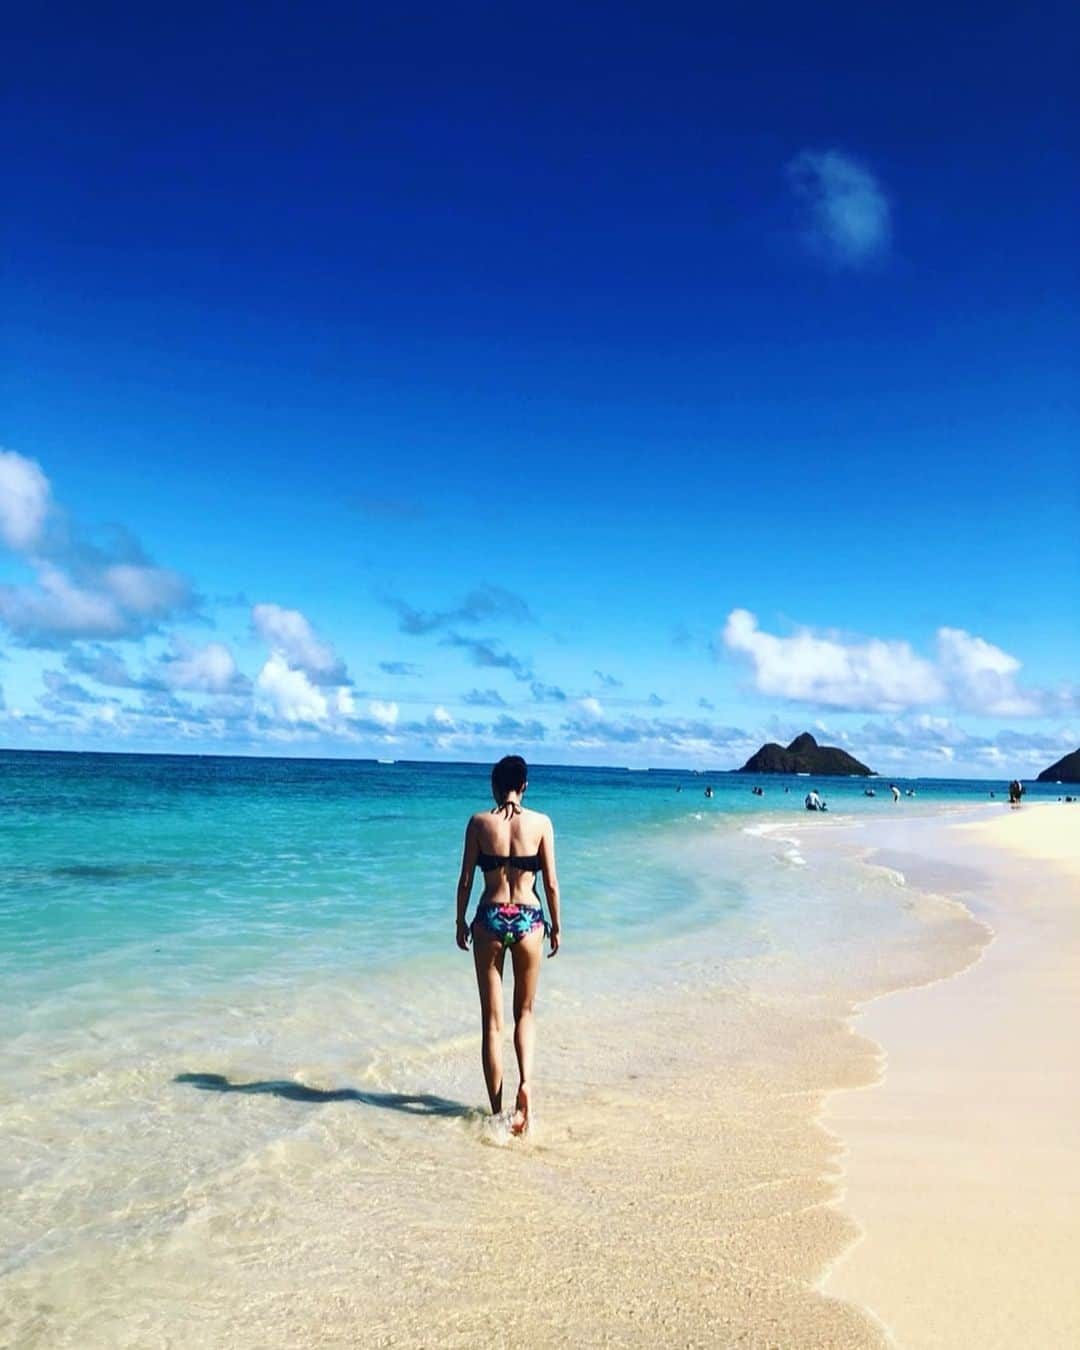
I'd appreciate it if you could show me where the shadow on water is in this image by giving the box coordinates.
[174,1071,474,1117]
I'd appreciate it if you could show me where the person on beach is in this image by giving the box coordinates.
[455,755,561,1134]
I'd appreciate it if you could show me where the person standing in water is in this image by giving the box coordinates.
[456,756,561,1134]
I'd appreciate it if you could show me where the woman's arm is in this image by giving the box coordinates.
[455,818,479,950]
[539,816,561,956]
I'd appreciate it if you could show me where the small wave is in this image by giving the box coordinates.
[478,1111,513,1147]
[866,863,906,887]
[476,1110,535,1148]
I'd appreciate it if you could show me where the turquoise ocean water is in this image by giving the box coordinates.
[0,748,1061,1343]
[0,750,1060,1030]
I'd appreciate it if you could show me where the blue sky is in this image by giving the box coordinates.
[2,2,1077,774]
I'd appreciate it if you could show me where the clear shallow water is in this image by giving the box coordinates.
[0,750,1059,1039]
[0,749,1053,998]
[0,750,1050,1343]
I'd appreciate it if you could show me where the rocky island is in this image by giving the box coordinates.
[738,731,874,777]
[1036,747,1080,782]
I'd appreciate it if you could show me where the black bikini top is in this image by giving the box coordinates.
[477,800,541,873]
[477,851,541,874]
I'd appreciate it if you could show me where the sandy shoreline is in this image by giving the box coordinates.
[4,813,987,1350]
[5,804,1075,1348]
[824,803,1080,1348]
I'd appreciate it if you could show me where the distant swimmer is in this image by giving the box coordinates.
[805,790,826,812]
[906,788,916,797]
[751,786,764,797]
[704,786,714,799]
[675,785,682,793]
[1008,779,1024,807]
[864,788,876,797]
[890,784,901,802]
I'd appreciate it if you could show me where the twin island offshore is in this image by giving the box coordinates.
[737,732,1080,782]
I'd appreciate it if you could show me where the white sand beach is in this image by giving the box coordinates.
[825,804,1080,1348]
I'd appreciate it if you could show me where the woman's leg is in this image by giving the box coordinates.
[472,926,507,1113]
[508,925,544,1133]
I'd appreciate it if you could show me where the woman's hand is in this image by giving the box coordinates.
[456,918,471,951]
[548,925,560,958]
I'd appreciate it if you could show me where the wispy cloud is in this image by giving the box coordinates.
[388,586,533,636]
[379,660,421,677]
[530,681,567,703]
[65,643,154,690]
[856,716,1077,774]
[462,688,508,707]
[41,670,102,705]
[492,714,546,742]
[786,149,891,267]
[559,706,753,758]
[441,633,532,681]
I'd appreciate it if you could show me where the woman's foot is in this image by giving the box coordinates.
[510,1082,531,1135]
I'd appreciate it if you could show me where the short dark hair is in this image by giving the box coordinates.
[491,755,528,801]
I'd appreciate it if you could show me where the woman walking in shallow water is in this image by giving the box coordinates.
[456,756,561,1134]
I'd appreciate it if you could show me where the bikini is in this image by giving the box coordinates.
[473,849,550,946]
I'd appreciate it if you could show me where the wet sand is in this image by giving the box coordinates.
[2,819,991,1350]
[825,804,1080,1348]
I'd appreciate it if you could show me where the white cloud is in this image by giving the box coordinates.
[578,696,605,719]
[0,450,51,551]
[935,627,1040,716]
[103,564,189,618]
[251,603,346,683]
[0,560,193,644]
[255,653,329,724]
[162,638,244,694]
[2,564,124,638]
[334,685,356,717]
[368,699,399,727]
[786,149,891,267]
[0,452,194,646]
[723,609,942,711]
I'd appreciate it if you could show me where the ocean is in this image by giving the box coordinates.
[0,750,1049,1346]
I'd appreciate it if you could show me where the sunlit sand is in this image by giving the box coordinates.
[825,803,1080,1349]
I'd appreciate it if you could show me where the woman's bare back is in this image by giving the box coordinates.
[471,804,550,904]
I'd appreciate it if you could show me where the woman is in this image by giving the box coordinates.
[455,755,560,1134]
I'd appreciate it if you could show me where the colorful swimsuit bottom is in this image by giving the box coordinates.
[473,848,549,945]
[473,901,550,946]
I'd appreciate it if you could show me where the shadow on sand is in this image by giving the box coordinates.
[174,1071,474,1118]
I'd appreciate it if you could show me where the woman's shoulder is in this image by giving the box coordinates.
[522,806,552,829]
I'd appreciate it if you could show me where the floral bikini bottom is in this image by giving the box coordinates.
[473,901,550,947]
